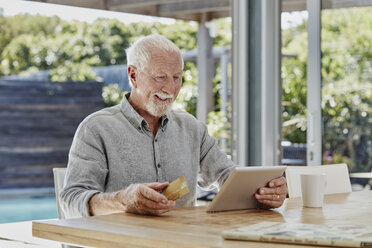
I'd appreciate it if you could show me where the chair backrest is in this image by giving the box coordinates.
[285,163,352,198]
[53,168,78,248]
[53,168,67,220]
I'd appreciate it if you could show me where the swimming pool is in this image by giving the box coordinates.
[0,196,58,223]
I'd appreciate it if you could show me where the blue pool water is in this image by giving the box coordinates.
[0,196,58,223]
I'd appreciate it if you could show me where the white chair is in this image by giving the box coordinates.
[285,163,352,198]
[350,171,372,190]
[53,168,79,248]
[53,168,67,220]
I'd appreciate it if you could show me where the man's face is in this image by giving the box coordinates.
[133,50,183,117]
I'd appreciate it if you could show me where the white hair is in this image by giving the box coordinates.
[126,34,184,86]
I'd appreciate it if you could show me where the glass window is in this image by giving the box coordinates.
[281,11,308,166]
[281,4,372,177]
[321,6,372,175]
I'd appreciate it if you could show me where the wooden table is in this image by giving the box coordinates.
[350,172,372,179]
[32,191,372,248]
[0,220,61,248]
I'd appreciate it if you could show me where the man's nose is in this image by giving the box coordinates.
[161,77,176,93]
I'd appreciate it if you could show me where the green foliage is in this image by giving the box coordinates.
[281,56,307,143]
[281,24,308,143]
[207,111,231,153]
[174,62,198,116]
[321,8,372,172]
[49,62,97,82]
[322,79,372,171]
[321,8,372,83]
[213,19,232,47]
[102,84,126,107]
[1,34,34,75]
[0,13,62,57]
[0,16,132,77]
[282,7,372,171]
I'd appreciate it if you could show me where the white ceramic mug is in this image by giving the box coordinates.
[300,173,327,208]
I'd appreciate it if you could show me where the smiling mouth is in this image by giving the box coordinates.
[155,95,171,102]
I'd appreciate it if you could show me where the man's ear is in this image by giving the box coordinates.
[128,65,138,88]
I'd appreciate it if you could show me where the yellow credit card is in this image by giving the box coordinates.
[162,176,189,201]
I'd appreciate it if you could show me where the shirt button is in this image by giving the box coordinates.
[154,139,158,142]
[157,163,161,168]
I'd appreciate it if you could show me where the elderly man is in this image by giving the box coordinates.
[61,34,287,217]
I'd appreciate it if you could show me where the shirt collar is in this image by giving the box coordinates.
[120,93,169,131]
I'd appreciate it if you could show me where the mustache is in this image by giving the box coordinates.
[153,92,174,100]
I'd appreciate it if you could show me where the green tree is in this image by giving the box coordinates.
[0,13,61,60]
[282,7,372,171]
[50,62,96,82]
[281,23,307,143]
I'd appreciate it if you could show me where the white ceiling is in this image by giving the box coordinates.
[27,0,372,22]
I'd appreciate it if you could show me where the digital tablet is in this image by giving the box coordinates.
[206,166,287,212]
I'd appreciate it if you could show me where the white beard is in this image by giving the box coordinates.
[145,92,174,117]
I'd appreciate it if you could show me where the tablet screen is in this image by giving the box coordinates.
[206,166,286,212]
